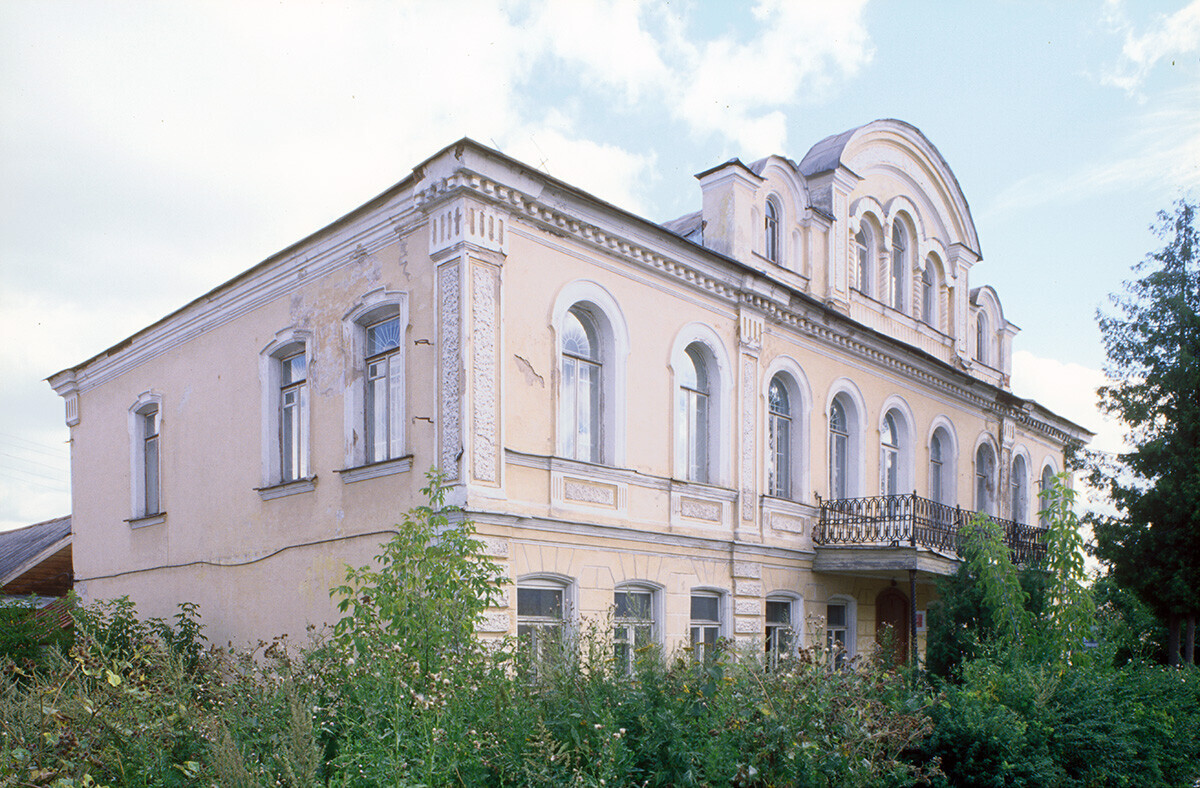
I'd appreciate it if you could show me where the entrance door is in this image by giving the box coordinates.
[875,588,909,667]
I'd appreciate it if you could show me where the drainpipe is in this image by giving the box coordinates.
[909,568,918,672]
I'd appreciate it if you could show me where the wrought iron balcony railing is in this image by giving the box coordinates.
[814,493,1046,566]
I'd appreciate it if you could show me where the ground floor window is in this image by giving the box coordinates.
[517,585,564,673]
[613,588,654,672]
[690,592,722,661]
[765,598,794,668]
[827,602,849,668]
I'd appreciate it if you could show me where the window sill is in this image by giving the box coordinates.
[125,513,166,529]
[255,476,317,501]
[336,455,413,484]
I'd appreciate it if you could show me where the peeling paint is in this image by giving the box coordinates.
[513,354,545,388]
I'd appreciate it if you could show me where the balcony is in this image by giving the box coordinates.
[812,493,1046,576]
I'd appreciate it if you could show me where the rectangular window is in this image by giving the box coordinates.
[827,603,848,669]
[765,599,792,668]
[365,316,402,463]
[142,408,160,516]
[280,351,309,481]
[690,593,721,662]
[518,586,564,675]
[613,589,654,673]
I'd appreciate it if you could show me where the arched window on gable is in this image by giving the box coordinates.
[975,442,997,515]
[890,223,908,312]
[855,226,874,297]
[678,344,711,483]
[976,312,990,365]
[921,265,935,328]
[1011,454,1029,524]
[767,375,792,498]
[765,197,781,264]
[561,307,602,463]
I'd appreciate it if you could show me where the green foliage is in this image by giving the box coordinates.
[1091,198,1200,632]
[0,599,71,668]
[958,513,1033,654]
[330,469,506,674]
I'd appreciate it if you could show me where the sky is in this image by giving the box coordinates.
[1,0,1197,531]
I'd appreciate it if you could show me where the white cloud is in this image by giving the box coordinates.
[1010,350,1126,455]
[1102,0,1200,96]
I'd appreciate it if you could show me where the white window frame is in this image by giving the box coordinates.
[889,222,909,313]
[927,419,959,507]
[517,575,575,674]
[343,290,409,470]
[878,399,916,497]
[128,392,164,521]
[260,329,313,490]
[921,260,937,328]
[762,358,812,503]
[824,595,857,668]
[689,588,727,662]
[855,225,875,297]
[974,438,998,516]
[1010,451,1030,524]
[552,281,630,467]
[827,382,866,500]
[1038,461,1059,527]
[975,311,991,366]
[764,195,781,264]
[765,592,802,668]
[670,325,731,485]
[613,582,661,673]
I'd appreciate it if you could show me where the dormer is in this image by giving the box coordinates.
[970,285,1019,387]
[695,158,763,263]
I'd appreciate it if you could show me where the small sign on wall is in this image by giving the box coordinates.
[915,610,927,633]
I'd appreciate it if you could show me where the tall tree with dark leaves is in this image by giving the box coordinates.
[1092,199,1200,665]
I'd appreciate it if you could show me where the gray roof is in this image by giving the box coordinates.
[797,125,863,176]
[660,209,703,240]
[0,515,71,584]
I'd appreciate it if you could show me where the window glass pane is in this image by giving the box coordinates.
[768,377,789,415]
[144,434,159,514]
[561,357,577,457]
[615,590,652,620]
[690,391,709,482]
[367,317,401,356]
[562,309,595,359]
[367,361,389,463]
[518,587,563,619]
[827,603,846,628]
[683,345,708,391]
[690,594,719,623]
[282,352,306,385]
[766,600,790,624]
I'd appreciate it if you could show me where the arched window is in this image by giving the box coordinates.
[930,428,958,505]
[613,584,658,673]
[1039,464,1057,526]
[690,590,725,662]
[678,344,710,483]
[830,399,850,499]
[561,307,602,463]
[344,290,409,471]
[1011,454,1029,524]
[855,226,874,297]
[764,197,780,263]
[767,375,791,498]
[976,312,990,365]
[890,223,907,312]
[975,443,997,515]
[921,265,935,327]
[880,412,901,496]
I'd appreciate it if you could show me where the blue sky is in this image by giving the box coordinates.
[1,0,1197,530]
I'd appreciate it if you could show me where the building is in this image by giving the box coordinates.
[48,120,1090,661]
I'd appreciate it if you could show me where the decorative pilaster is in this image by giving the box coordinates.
[738,310,764,539]
[438,262,463,481]
[471,262,501,486]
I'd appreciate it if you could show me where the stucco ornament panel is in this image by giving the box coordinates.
[472,264,499,483]
[439,263,462,479]
[680,497,722,522]
[563,479,617,507]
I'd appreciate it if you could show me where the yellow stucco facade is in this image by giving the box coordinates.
[50,120,1090,663]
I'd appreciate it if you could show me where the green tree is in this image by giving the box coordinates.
[1091,198,1200,665]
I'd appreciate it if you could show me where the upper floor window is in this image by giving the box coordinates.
[830,398,850,500]
[890,224,908,312]
[561,307,602,463]
[855,226,874,297]
[129,394,163,520]
[764,197,780,263]
[975,442,997,515]
[880,412,901,496]
[613,586,656,673]
[279,350,309,482]
[921,265,935,327]
[1011,454,1029,524]
[365,315,403,463]
[929,427,957,506]
[678,344,710,483]
[1039,464,1057,526]
[975,312,990,365]
[767,375,791,498]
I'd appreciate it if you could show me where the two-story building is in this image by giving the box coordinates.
[49,119,1090,662]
